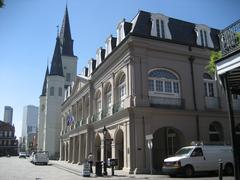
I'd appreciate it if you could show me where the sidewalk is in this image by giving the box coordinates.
[50,160,166,179]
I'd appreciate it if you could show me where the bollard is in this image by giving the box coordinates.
[218,159,223,180]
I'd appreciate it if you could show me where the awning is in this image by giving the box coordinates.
[216,50,240,94]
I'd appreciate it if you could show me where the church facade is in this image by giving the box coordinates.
[37,7,77,159]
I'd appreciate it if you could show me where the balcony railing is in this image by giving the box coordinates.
[205,96,220,109]
[149,96,185,108]
[219,19,240,56]
[233,99,240,111]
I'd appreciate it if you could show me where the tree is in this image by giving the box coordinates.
[206,51,222,75]
[0,0,4,8]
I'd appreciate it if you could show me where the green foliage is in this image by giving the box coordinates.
[206,51,222,75]
[0,0,4,8]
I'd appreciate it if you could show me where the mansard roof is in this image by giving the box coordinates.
[41,66,49,96]
[60,6,74,56]
[50,36,64,76]
[131,10,220,50]
[83,10,221,77]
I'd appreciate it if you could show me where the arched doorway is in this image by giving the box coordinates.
[95,134,101,162]
[105,132,112,159]
[115,129,124,169]
[152,127,185,171]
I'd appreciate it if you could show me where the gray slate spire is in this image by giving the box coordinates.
[50,36,64,76]
[41,66,49,96]
[60,5,74,56]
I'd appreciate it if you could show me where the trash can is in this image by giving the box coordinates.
[95,161,102,176]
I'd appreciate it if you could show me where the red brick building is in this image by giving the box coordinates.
[0,121,18,156]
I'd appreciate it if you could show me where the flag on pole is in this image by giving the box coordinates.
[67,115,75,126]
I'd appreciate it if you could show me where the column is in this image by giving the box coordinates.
[78,134,82,164]
[123,123,128,168]
[59,139,63,160]
[68,138,72,163]
[72,136,76,163]
[85,132,89,159]
[64,142,67,161]
[111,142,116,159]
[101,140,104,161]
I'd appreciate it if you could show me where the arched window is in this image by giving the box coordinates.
[50,87,54,96]
[117,73,126,101]
[148,69,180,97]
[203,73,215,97]
[104,83,112,116]
[209,121,223,142]
[95,91,102,113]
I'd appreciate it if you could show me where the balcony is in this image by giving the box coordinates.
[149,96,185,108]
[219,19,240,57]
[205,96,220,109]
[233,99,240,111]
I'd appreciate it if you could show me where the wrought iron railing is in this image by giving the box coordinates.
[112,100,124,113]
[219,19,240,56]
[149,96,185,108]
[204,96,220,109]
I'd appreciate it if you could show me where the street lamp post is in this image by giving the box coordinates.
[102,126,108,176]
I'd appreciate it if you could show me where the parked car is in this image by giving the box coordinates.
[162,143,234,177]
[31,151,49,165]
[19,152,27,158]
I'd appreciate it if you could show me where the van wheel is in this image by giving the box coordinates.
[224,163,233,176]
[184,165,194,177]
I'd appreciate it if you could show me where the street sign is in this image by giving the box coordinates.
[82,162,91,177]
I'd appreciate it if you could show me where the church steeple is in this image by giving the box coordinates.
[60,5,74,56]
[50,36,64,76]
[41,66,49,96]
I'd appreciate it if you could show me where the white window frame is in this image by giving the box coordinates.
[150,13,172,39]
[148,69,180,98]
[195,24,214,48]
[203,74,216,97]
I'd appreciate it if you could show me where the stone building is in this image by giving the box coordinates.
[59,10,240,173]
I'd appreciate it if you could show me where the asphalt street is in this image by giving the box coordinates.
[0,156,235,180]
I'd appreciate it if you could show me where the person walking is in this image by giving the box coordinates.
[88,152,93,173]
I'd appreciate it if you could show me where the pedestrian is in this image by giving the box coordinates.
[88,152,93,173]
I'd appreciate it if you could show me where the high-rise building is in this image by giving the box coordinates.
[3,106,13,125]
[22,105,38,152]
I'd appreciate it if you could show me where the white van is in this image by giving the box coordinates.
[31,151,49,165]
[162,144,234,177]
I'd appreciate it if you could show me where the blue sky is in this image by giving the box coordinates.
[0,0,239,138]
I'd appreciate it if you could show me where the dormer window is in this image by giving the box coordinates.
[117,20,125,45]
[96,48,105,67]
[151,13,172,39]
[195,24,214,48]
[88,59,96,75]
[105,36,112,57]
[105,35,116,57]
